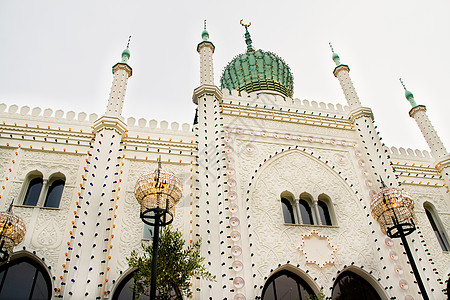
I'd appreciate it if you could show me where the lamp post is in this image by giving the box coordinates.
[370,180,429,300]
[0,201,26,262]
[134,160,182,299]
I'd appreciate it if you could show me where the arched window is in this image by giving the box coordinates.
[0,256,52,299]
[262,269,315,300]
[112,271,148,300]
[317,200,332,226]
[23,177,43,206]
[424,203,449,251]
[299,199,313,225]
[281,198,295,224]
[332,271,381,300]
[143,223,153,240]
[43,179,65,208]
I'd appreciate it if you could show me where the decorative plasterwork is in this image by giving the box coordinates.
[298,230,336,268]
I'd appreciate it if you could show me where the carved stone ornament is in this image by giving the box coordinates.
[298,230,336,268]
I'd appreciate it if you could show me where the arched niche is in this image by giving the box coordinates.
[331,266,387,300]
[261,264,318,300]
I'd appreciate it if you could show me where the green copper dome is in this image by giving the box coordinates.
[220,50,294,97]
[220,22,294,98]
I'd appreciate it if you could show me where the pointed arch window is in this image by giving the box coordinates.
[332,271,381,300]
[424,203,449,251]
[262,269,315,300]
[281,198,295,224]
[23,177,43,206]
[0,255,52,300]
[299,199,313,225]
[43,179,65,208]
[317,201,332,226]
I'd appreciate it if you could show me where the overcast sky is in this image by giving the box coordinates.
[1,0,449,153]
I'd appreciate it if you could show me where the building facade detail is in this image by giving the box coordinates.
[0,24,448,300]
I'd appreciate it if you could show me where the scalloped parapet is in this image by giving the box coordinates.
[220,88,350,118]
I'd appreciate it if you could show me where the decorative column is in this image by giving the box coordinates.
[400,80,450,189]
[193,23,227,298]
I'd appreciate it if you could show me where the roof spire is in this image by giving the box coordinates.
[121,36,131,64]
[329,42,341,66]
[399,78,417,107]
[202,20,209,41]
[240,19,254,52]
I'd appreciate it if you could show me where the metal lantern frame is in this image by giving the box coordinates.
[0,202,26,262]
[370,180,429,300]
[134,160,182,300]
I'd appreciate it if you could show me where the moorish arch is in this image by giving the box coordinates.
[331,266,387,300]
[248,149,377,296]
[261,264,319,300]
[0,250,53,300]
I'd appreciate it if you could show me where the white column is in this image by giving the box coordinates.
[197,41,215,85]
[106,64,132,117]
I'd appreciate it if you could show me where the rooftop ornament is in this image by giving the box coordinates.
[134,158,182,299]
[370,178,429,300]
[0,201,26,262]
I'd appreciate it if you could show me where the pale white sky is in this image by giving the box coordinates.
[0,0,449,152]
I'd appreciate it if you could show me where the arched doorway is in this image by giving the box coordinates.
[0,255,52,300]
[332,271,382,300]
[262,269,315,300]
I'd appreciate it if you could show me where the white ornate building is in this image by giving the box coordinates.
[0,23,449,300]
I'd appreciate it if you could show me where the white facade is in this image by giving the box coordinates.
[0,27,449,300]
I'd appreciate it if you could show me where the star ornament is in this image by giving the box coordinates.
[298,230,337,268]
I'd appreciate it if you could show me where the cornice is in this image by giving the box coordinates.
[93,115,127,135]
[192,84,223,105]
[112,62,132,77]
[333,64,350,77]
[408,104,426,118]
[348,107,374,123]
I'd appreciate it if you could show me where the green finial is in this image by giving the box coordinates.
[202,20,209,41]
[329,42,341,66]
[400,78,417,107]
[121,36,131,64]
[240,19,254,52]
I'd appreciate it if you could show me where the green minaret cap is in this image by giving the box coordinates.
[121,36,131,64]
[400,78,417,107]
[202,20,210,41]
[329,43,341,66]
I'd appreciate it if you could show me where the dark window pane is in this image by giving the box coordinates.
[262,270,314,300]
[32,271,50,300]
[143,224,153,240]
[23,178,43,206]
[299,200,313,225]
[43,179,65,208]
[281,198,295,224]
[275,275,300,300]
[112,273,147,300]
[425,209,450,251]
[0,257,51,300]
[332,272,381,300]
[318,201,332,226]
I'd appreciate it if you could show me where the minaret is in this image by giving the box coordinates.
[400,79,448,159]
[60,43,129,299]
[400,79,450,190]
[106,37,133,117]
[192,22,226,298]
[331,45,396,186]
[197,21,215,84]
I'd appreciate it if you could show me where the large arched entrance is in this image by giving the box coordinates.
[262,269,315,300]
[0,255,52,300]
[332,271,382,300]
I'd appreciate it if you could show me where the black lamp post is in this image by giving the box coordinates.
[370,180,429,300]
[134,161,182,299]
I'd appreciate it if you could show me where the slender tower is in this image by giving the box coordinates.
[331,46,396,186]
[106,37,133,117]
[400,80,450,189]
[192,22,227,298]
[60,42,130,299]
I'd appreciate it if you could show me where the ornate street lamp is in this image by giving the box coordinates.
[0,201,26,262]
[370,180,429,300]
[134,160,182,299]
